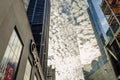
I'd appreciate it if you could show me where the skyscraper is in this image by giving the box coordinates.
[88,0,108,69]
[27,0,51,78]
[85,0,117,80]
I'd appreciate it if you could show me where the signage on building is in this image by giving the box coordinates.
[30,40,39,66]
[3,63,14,80]
[30,40,36,54]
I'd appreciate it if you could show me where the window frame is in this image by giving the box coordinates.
[0,27,24,80]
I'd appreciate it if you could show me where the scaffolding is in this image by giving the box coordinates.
[101,0,120,79]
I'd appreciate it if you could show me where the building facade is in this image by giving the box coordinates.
[0,0,45,80]
[84,0,117,80]
[87,0,107,66]
[27,0,51,79]
[101,0,120,79]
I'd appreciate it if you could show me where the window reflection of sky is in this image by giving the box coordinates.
[88,0,109,41]
[94,0,109,32]
[98,0,102,4]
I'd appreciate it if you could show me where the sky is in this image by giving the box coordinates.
[48,0,104,80]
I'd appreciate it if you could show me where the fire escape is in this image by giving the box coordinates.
[101,0,120,79]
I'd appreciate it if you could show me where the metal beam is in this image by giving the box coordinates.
[106,47,119,61]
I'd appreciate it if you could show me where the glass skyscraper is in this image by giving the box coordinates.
[85,0,118,79]
[87,0,108,66]
[27,0,51,79]
[27,0,46,53]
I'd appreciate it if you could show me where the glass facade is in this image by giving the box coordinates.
[0,29,23,80]
[88,0,109,41]
[87,0,107,65]
[23,60,32,80]
[106,28,114,41]
[27,0,45,24]
[27,0,50,78]
[85,1,109,77]
[27,0,46,53]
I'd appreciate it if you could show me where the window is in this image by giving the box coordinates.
[34,74,38,80]
[23,60,32,80]
[0,29,23,80]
